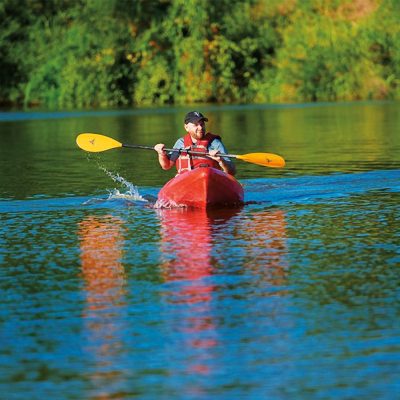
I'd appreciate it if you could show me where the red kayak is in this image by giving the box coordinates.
[156,167,244,209]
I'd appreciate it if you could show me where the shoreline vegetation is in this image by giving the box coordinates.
[1,0,399,109]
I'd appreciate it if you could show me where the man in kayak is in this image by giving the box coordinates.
[154,111,236,176]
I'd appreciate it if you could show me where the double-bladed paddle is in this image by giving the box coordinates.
[76,133,285,168]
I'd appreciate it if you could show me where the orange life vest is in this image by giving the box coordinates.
[176,133,221,174]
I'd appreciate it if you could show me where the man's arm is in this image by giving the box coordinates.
[154,139,184,170]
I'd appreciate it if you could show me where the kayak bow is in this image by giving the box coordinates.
[157,167,244,209]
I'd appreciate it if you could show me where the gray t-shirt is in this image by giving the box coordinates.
[168,137,234,168]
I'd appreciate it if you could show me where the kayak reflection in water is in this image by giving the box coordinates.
[157,208,240,376]
[154,111,236,176]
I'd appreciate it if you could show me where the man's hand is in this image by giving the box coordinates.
[154,143,174,170]
[208,149,221,162]
[154,143,166,155]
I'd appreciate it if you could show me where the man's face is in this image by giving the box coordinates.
[184,120,206,141]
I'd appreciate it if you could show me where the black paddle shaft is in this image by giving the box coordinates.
[122,143,236,158]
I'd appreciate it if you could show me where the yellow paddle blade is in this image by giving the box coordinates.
[76,133,123,152]
[236,152,285,168]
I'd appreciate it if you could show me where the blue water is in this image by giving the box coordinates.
[1,103,399,399]
[1,169,398,211]
[1,168,399,399]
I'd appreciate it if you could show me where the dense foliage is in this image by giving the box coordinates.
[1,0,399,108]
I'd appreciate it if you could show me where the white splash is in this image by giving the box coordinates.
[99,166,148,202]
[153,198,186,209]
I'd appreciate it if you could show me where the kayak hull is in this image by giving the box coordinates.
[157,167,244,209]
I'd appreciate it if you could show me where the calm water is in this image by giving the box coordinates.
[0,102,399,399]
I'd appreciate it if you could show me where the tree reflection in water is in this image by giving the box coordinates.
[243,209,288,289]
[78,215,127,399]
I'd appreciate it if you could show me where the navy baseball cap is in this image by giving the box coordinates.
[184,111,208,124]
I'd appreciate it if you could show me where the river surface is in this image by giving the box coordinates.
[0,102,399,399]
